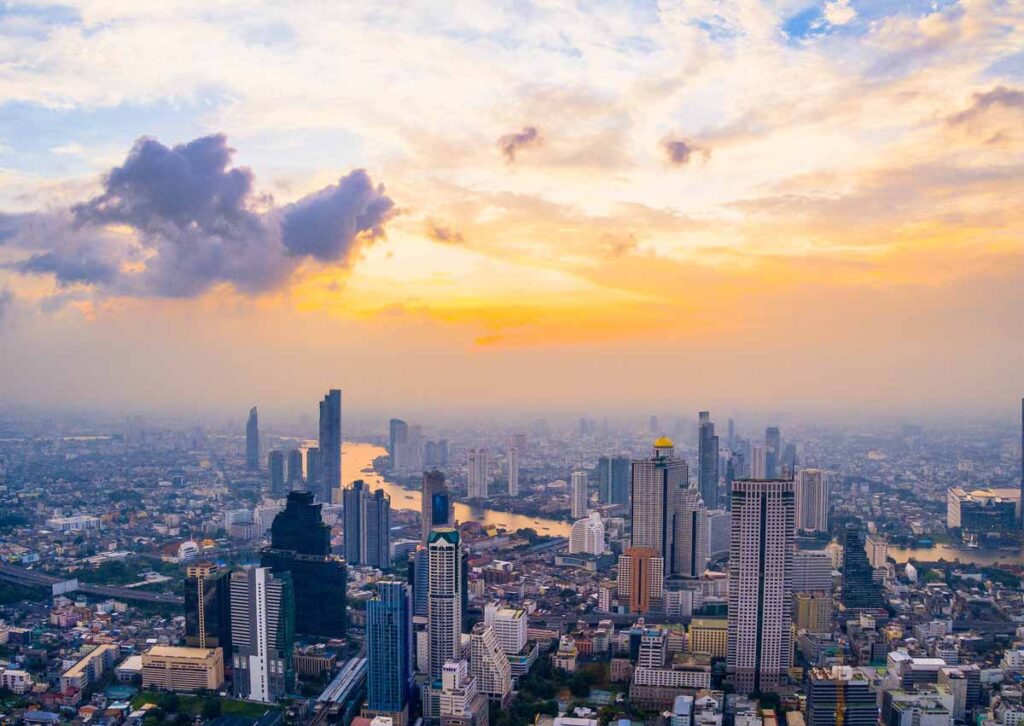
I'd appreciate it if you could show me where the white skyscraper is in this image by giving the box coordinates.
[672,488,708,578]
[230,566,293,703]
[491,608,527,655]
[794,468,829,532]
[631,438,689,575]
[569,512,605,555]
[428,529,462,680]
[507,446,519,497]
[468,448,489,499]
[571,470,589,519]
[469,623,512,706]
[750,445,767,479]
[727,479,795,695]
[439,659,486,723]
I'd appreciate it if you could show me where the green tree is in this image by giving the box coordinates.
[202,698,222,719]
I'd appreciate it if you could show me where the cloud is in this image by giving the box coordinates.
[3,134,396,300]
[822,0,856,26]
[0,288,11,321]
[426,221,464,245]
[947,86,1024,125]
[497,126,541,162]
[661,137,707,166]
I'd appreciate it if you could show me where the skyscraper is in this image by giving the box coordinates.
[469,623,512,707]
[672,487,708,579]
[184,563,232,655]
[631,438,688,575]
[698,412,720,510]
[306,446,320,492]
[428,529,463,680]
[506,446,519,497]
[344,479,391,568]
[597,455,631,505]
[728,479,795,695]
[467,448,489,499]
[390,418,408,471]
[260,491,347,638]
[422,469,453,544]
[230,566,295,703]
[318,389,342,503]
[765,426,781,479]
[569,513,605,555]
[268,450,285,497]
[571,470,589,519]
[795,468,829,532]
[366,579,412,724]
[616,546,664,614]
[841,523,884,610]
[245,406,259,471]
[750,444,767,479]
[807,666,878,726]
[410,547,429,618]
[287,448,304,486]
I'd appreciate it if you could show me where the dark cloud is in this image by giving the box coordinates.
[661,137,707,165]
[498,126,541,162]
[2,134,396,301]
[947,86,1024,125]
[426,221,464,245]
[281,169,396,261]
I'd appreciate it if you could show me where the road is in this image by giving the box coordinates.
[0,561,184,605]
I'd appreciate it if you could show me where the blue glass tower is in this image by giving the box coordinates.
[366,580,412,716]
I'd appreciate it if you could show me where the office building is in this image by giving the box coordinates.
[141,646,224,692]
[807,667,877,726]
[698,412,720,509]
[428,529,463,679]
[866,534,888,568]
[409,547,429,618]
[60,644,119,695]
[390,418,408,471]
[422,470,453,544]
[793,550,833,593]
[318,389,342,502]
[569,513,605,555]
[184,562,232,655]
[491,608,527,655]
[344,479,392,568]
[946,487,1019,541]
[287,448,304,485]
[707,509,731,558]
[468,448,489,499]
[672,487,707,578]
[841,523,885,610]
[571,470,589,519]
[366,580,412,725]
[261,491,347,637]
[439,659,489,726]
[795,469,829,532]
[728,479,795,695]
[597,455,631,506]
[617,546,664,614]
[506,446,519,497]
[750,444,766,479]
[306,446,321,492]
[470,623,512,706]
[246,406,259,471]
[765,426,781,479]
[268,450,286,497]
[631,438,688,575]
[230,566,295,702]
[688,618,728,658]
[794,592,831,632]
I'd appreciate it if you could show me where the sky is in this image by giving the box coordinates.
[0,0,1022,421]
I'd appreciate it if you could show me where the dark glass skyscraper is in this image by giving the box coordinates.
[306,447,320,492]
[287,448,304,486]
[698,412,719,509]
[245,406,259,471]
[268,450,286,497]
[366,580,412,721]
[841,522,885,610]
[184,563,232,656]
[409,547,429,618]
[421,469,452,544]
[344,479,391,568]
[261,491,347,638]
[318,389,342,503]
[597,455,631,505]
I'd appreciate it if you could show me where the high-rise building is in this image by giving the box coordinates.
[470,623,512,707]
[409,547,429,618]
[260,491,347,638]
[318,389,342,503]
[617,546,664,614]
[287,448,304,486]
[467,448,489,499]
[672,488,707,579]
[794,592,832,632]
[428,529,463,680]
[571,470,589,519]
[866,534,888,568]
[366,580,412,724]
[1020,397,1024,529]
[807,666,877,726]
[184,563,232,655]
[268,450,286,497]
[841,523,885,610]
[698,412,720,510]
[230,566,295,703]
[631,438,688,575]
[793,550,834,592]
[765,426,781,479]
[306,446,320,492]
[728,479,795,695]
[506,446,519,497]
[390,418,408,471]
[727,418,735,449]
[438,659,489,726]
[491,608,527,655]
[750,444,767,479]
[795,469,829,532]
[245,406,260,471]
[344,479,391,568]
[597,455,631,506]
[422,470,453,544]
[782,443,798,479]
[569,513,605,555]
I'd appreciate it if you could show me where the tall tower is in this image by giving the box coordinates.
[305,447,320,492]
[366,579,412,723]
[470,623,512,707]
[468,448,489,499]
[841,522,884,610]
[698,412,720,509]
[184,562,232,655]
[571,470,589,519]
[230,566,295,703]
[427,529,463,680]
[672,487,708,578]
[616,546,663,614]
[245,406,259,471]
[268,450,286,497]
[389,418,408,472]
[727,479,795,695]
[507,446,519,497]
[795,469,829,532]
[344,480,391,568]
[630,437,688,575]
[765,426,781,479]
[287,449,304,486]
[318,389,342,503]
[422,470,452,544]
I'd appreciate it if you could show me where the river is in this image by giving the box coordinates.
[888,544,1024,567]
[339,442,572,538]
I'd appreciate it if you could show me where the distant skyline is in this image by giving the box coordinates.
[0,2,1022,415]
